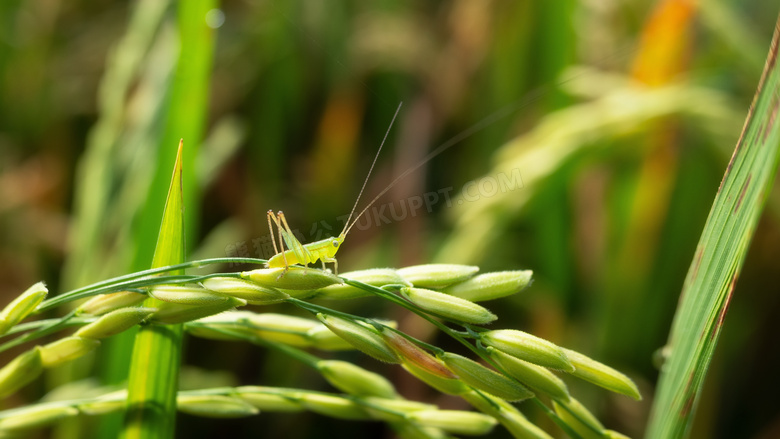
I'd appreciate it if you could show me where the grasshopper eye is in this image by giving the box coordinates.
[332,240,339,248]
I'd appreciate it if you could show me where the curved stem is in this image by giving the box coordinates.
[0,309,79,354]
[38,272,244,312]
[3,273,245,352]
[37,258,264,311]
[1,316,95,338]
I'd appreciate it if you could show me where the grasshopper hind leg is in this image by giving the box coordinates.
[267,210,290,276]
[278,211,313,274]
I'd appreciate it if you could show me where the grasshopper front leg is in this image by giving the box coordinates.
[277,211,313,274]
[321,257,338,275]
[267,210,316,278]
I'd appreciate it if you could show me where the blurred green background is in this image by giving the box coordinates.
[1,0,779,438]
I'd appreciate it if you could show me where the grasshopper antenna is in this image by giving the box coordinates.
[344,96,531,237]
[341,102,403,236]
[343,59,632,237]
[343,83,564,237]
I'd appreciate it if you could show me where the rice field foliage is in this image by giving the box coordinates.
[1,1,780,438]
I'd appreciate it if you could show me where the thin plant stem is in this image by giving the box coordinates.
[38,258,262,311]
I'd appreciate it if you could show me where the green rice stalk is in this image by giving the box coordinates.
[121,144,187,439]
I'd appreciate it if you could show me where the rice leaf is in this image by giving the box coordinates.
[646,16,780,439]
[121,143,186,439]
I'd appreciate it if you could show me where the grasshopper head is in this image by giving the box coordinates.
[326,233,346,258]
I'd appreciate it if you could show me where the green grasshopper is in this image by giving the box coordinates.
[264,57,631,275]
[266,103,403,274]
[265,76,563,275]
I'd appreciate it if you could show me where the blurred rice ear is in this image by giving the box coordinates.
[436,76,743,266]
[316,314,400,364]
[401,361,468,396]
[78,291,147,315]
[76,307,157,339]
[0,282,47,335]
[390,420,451,439]
[486,346,570,401]
[381,329,458,381]
[405,409,498,436]
[78,391,127,415]
[397,264,479,288]
[461,391,553,439]
[400,287,497,324]
[306,325,356,351]
[241,267,342,290]
[298,393,371,420]
[384,328,466,395]
[242,312,319,347]
[479,329,574,371]
[40,337,101,368]
[313,268,410,300]
[151,296,246,325]
[553,397,607,439]
[605,429,632,439]
[201,277,288,304]
[360,398,435,422]
[186,322,250,342]
[236,387,304,412]
[317,360,398,398]
[176,394,259,418]
[442,270,533,302]
[0,347,43,398]
[562,348,640,400]
[0,405,79,432]
[149,285,227,305]
[440,352,533,402]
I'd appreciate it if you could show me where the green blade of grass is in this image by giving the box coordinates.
[646,15,780,439]
[120,1,217,437]
[121,143,186,439]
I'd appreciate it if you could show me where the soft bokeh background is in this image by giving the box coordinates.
[1,0,779,438]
